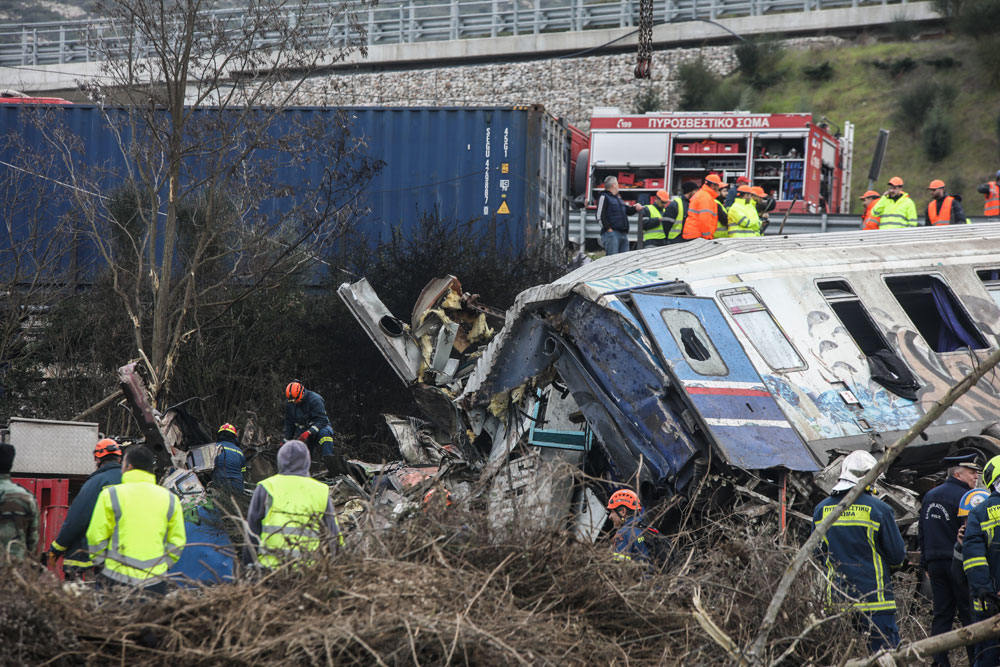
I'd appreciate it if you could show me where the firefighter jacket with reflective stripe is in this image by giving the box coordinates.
[665,197,687,241]
[872,193,917,229]
[714,199,729,239]
[727,198,761,237]
[962,491,1000,600]
[982,182,999,217]
[212,441,246,493]
[918,476,970,566]
[283,389,332,441]
[612,515,653,563]
[862,201,880,230]
[50,461,121,568]
[256,474,332,568]
[813,490,906,614]
[86,469,185,587]
[641,204,666,241]
[0,474,39,560]
[683,185,719,240]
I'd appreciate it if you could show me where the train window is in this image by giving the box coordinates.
[977,269,1000,310]
[718,289,805,371]
[884,274,988,352]
[818,279,921,400]
[659,309,728,376]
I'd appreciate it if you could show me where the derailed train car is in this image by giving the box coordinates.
[342,225,1000,528]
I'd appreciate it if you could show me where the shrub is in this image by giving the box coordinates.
[887,12,918,40]
[677,57,721,110]
[633,85,662,114]
[893,80,937,133]
[922,102,953,162]
[802,61,834,82]
[870,57,917,77]
[734,37,784,87]
[924,55,960,69]
[954,0,1000,37]
[931,0,966,16]
[973,35,1000,84]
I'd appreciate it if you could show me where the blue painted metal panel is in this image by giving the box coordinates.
[168,503,236,587]
[631,293,818,471]
[0,104,568,283]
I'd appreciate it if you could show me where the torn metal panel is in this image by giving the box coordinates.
[528,387,591,452]
[411,275,463,329]
[488,450,579,536]
[572,487,608,544]
[384,415,434,465]
[337,279,422,385]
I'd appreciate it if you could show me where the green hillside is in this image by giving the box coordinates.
[743,36,1000,216]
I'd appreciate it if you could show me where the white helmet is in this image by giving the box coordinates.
[832,450,879,492]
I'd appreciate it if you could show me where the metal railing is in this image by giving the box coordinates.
[0,0,909,68]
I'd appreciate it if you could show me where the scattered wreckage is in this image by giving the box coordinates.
[340,225,1000,540]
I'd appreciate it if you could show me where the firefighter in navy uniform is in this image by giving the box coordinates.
[212,423,246,494]
[606,489,670,569]
[813,450,906,653]
[283,381,335,459]
[45,438,123,579]
[962,455,1000,666]
[919,451,982,667]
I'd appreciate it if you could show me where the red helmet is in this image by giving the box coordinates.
[607,489,641,511]
[94,438,123,459]
[218,423,238,438]
[285,381,305,403]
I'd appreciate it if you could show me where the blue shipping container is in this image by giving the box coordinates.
[0,104,571,284]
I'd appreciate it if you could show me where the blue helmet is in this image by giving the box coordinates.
[959,488,990,517]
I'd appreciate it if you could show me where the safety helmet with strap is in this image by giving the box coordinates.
[94,438,123,459]
[983,455,1000,490]
[959,488,990,517]
[286,381,305,403]
[607,489,641,511]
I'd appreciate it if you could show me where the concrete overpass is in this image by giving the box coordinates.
[0,0,939,95]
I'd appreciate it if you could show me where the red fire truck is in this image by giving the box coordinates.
[585,109,854,215]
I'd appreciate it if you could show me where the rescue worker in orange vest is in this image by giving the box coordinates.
[925,179,969,226]
[977,170,1000,217]
[683,173,723,242]
[860,190,881,230]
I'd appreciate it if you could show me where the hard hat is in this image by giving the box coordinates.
[859,190,880,199]
[832,450,878,492]
[705,173,723,186]
[736,176,750,184]
[888,176,904,186]
[737,185,753,194]
[959,488,990,517]
[285,381,305,403]
[983,455,1000,489]
[607,489,641,511]
[94,438,123,459]
[218,423,238,438]
[750,186,766,197]
[655,189,670,202]
[928,179,946,189]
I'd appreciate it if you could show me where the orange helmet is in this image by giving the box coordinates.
[859,190,880,199]
[94,438,122,459]
[928,179,946,189]
[607,489,641,511]
[704,173,723,186]
[218,423,238,438]
[888,176,904,186]
[285,381,305,403]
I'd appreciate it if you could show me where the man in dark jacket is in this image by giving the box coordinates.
[813,450,906,653]
[45,438,123,579]
[925,179,969,226]
[919,451,981,667]
[976,170,1000,217]
[595,176,641,255]
[243,440,341,568]
[284,381,335,458]
[0,444,38,561]
[212,423,246,494]
[638,189,669,248]
[962,455,1000,665]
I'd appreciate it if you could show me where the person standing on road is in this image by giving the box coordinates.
[638,189,670,248]
[244,439,341,569]
[284,381,335,459]
[45,438,123,579]
[665,182,699,244]
[725,175,750,209]
[714,181,731,239]
[919,451,981,667]
[873,176,917,230]
[596,176,641,255]
[860,190,881,230]
[813,450,906,653]
[0,443,38,561]
[925,179,969,226]
[683,173,724,242]
[976,170,1000,217]
[86,445,185,595]
[727,184,762,237]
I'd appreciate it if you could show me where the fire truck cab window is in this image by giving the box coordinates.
[660,309,728,376]
[884,274,988,353]
[718,289,805,371]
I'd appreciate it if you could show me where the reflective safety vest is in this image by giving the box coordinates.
[986,182,999,217]
[666,197,687,240]
[257,474,331,568]
[928,196,956,225]
[727,198,761,237]
[643,204,665,241]
[714,200,729,239]
[873,193,918,229]
[86,469,186,587]
[862,201,880,230]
